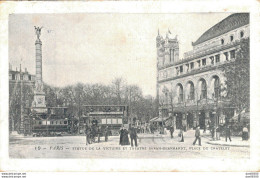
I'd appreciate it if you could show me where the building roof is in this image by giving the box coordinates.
[192,13,249,46]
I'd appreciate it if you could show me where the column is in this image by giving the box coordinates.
[182,113,187,131]
[193,111,199,129]
[205,111,210,130]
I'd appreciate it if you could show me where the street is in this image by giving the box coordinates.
[9,130,250,158]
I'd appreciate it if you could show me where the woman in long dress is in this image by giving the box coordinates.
[119,127,124,145]
[122,128,130,145]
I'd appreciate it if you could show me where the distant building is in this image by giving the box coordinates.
[9,63,35,132]
[9,63,35,85]
[156,13,249,130]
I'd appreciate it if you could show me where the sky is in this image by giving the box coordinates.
[9,13,232,97]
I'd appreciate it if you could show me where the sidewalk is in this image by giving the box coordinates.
[202,133,250,147]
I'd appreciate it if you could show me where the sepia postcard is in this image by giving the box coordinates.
[0,0,260,172]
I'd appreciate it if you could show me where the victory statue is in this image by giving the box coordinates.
[34,26,43,40]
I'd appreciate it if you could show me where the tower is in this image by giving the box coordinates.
[156,29,179,118]
[31,26,47,113]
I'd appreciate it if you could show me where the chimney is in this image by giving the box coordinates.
[25,68,27,73]
[9,63,12,71]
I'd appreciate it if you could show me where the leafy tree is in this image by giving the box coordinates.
[222,38,250,114]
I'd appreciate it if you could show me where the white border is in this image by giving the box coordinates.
[0,0,260,172]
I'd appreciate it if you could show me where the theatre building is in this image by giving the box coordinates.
[156,13,249,130]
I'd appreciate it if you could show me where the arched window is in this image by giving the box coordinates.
[240,31,244,38]
[221,39,224,45]
[214,77,220,99]
[201,80,207,99]
[178,84,184,103]
[230,35,234,42]
[189,82,195,100]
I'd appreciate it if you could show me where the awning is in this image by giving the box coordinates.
[149,117,170,122]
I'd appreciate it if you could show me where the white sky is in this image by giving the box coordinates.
[9,13,232,97]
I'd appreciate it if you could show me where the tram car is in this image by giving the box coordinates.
[81,105,129,136]
[31,107,70,136]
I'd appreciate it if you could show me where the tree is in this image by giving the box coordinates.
[222,38,250,114]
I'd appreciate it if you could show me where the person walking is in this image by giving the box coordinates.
[193,126,202,146]
[85,125,91,145]
[130,126,138,147]
[119,126,124,145]
[104,126,109,142]
[242,125,249,141]
[169,126,174,139]
[121,127,130,146]
[225,125,232,142]
[178,126,184,142]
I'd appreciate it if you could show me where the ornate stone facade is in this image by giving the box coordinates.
[156,13,249,130]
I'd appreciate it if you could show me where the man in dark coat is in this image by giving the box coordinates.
[130,126,138,147]
[225,125,232,142]
[169,126,174,139]
[193,126,201,146]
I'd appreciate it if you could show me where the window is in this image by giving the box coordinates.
[210,56,214,65]
[12,74,15,80]
[221,39,224,45]
[186,64,189,72]
[230,35,234,42]
[197,60,201,67]
[178,85,183,102]
[20,75,23,80]
[240,31,244,38]
[60,121,62,124]
[176,67,179,75]
[180,66,183,73]
[202,58,206,66]
[170,49,174,62]
[39,121,42,125]
[214,77,220,99]
[230,50,235,59]
[190,62,194,70]
[51,121,53,125]
[64,121,67,124]
[215,54,220,63]
[189,82,195,100]
[28,75,31,81]
[201,80,207,99]
[224,52,229,61]
[56,121,58,124]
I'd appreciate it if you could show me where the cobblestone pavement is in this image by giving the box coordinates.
[9,130,250,158]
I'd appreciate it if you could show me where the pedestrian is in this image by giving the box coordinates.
[130,126,138,147]
[119,126,124,145]
[104,126,109,142]
[85,125,90,145]
[193,126,202,146]
[242,125,249,141]
[178,127,184,142]
[225,125,232,142]
[122,127,130,145]
[169,125,174,139]
[216,126,220,140]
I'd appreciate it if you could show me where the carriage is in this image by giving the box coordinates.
[85,120,109,144]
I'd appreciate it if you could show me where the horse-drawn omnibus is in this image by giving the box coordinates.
[81,105,129,140]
